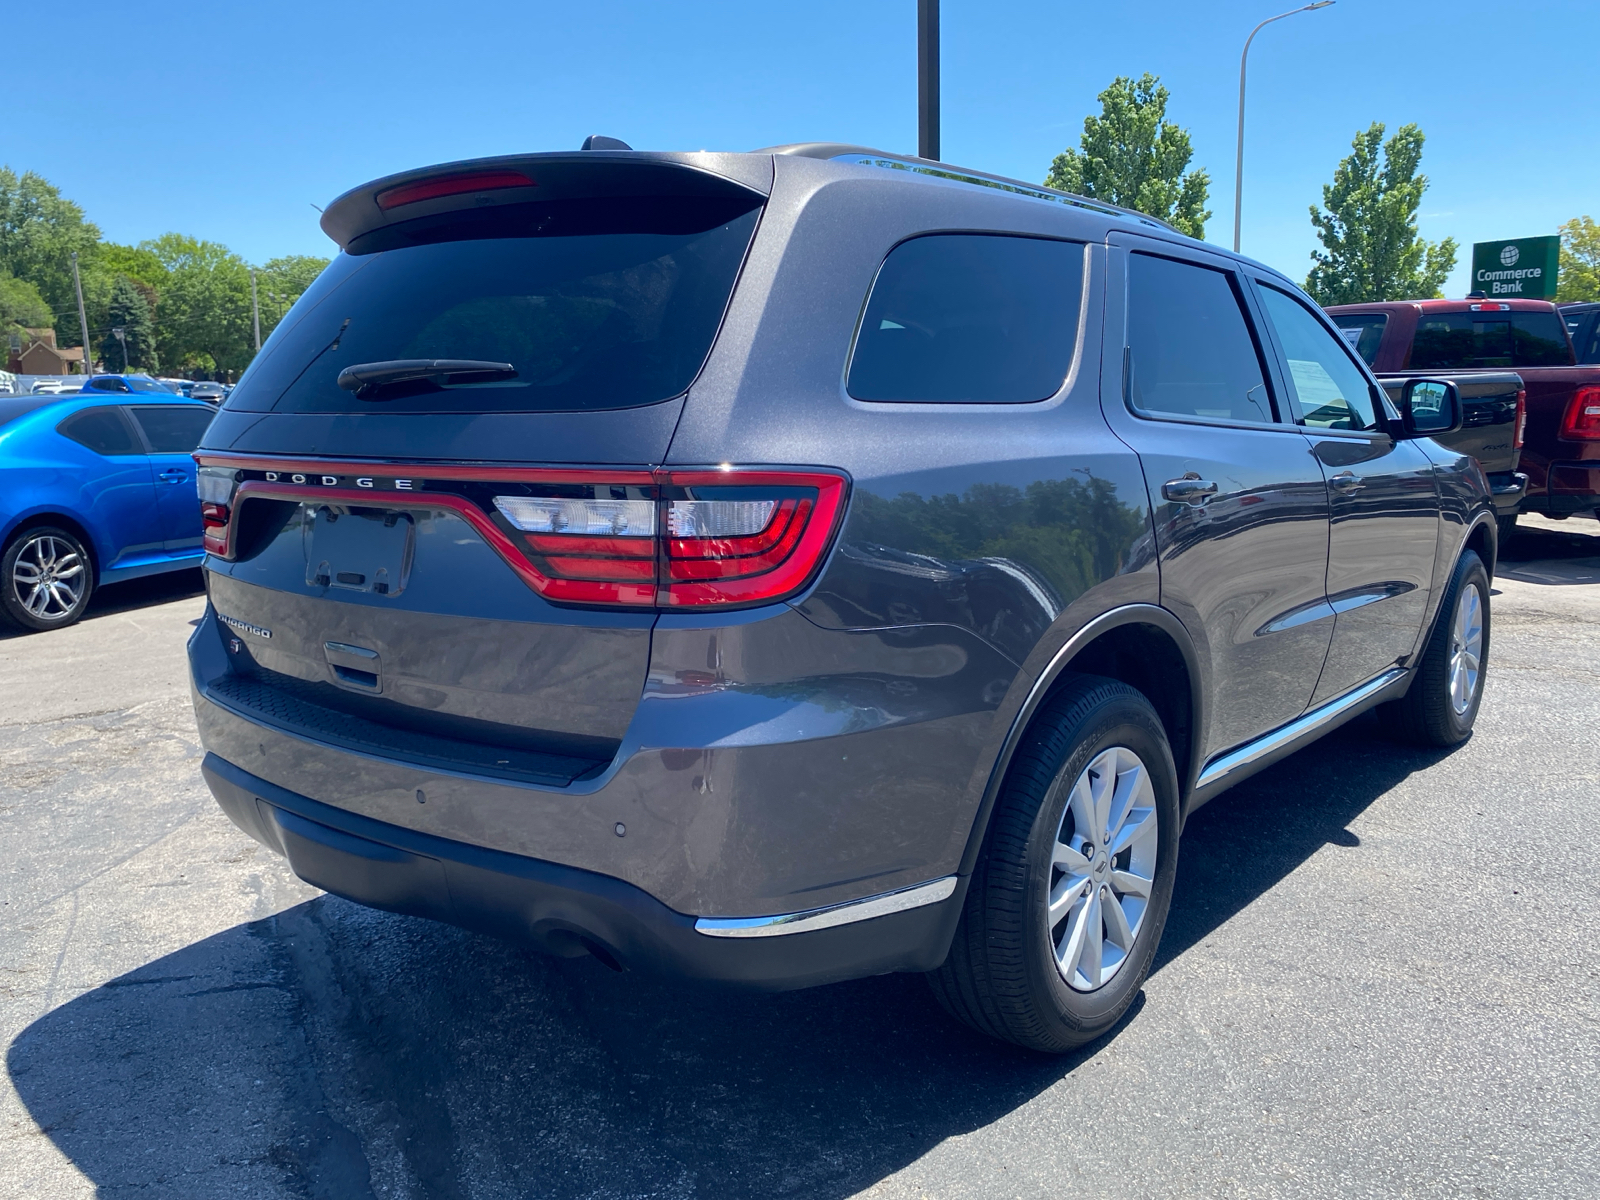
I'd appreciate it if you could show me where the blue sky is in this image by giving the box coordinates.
[9,0,1594,296]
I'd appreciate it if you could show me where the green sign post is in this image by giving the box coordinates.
[1471,236,1560,300]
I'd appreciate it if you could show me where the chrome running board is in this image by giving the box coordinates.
[1195,667,1408,796]
[694,875,959,938]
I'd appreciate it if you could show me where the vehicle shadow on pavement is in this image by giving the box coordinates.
[1495,518,1600,586]
[6,717,1454,1199]
[0,567,204,641]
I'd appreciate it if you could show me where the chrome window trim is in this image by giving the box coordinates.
[694,875,958,939]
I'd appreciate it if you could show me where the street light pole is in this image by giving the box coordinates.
[1233,1,1335,253]
[918,0,939,161]
[70,251,93,377]
[112,327,128,373]
[249,267,262,353]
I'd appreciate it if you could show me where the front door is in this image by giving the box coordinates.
[1249,281,1438,703]
[126,405,216,555]
[1103,241,1333,761]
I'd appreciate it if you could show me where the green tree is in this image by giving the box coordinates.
[1045,73,1212,239]
[255,254,330,339]
[1556,216,1600,302]
[0,270,52,336]
[99,275,159,372]
[141,233,253,376]
[1305,122,1457,304]
[0,167,102,347]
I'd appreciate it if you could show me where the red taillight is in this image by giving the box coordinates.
[375,169,536,211]
[1513,389,1527,450]
[1562,386,1600,441]
[491,468,848,608]
[201,502,230,555]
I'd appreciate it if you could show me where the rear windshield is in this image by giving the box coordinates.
[1331,313,1387,366]
[226,195,762,414]
[1410,311,1574,369]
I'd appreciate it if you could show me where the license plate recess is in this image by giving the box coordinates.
[304,505,415,596]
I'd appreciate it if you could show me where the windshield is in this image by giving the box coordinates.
[1410,311,1574,369]
[225,195,762,415]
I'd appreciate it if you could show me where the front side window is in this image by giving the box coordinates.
[57,406,141,455]
[1257,285,1380,431]
[1331,312,1388,366]
[87,376,131,393]
[129,406,215,452]
[847,234,1084,403]
[1126,253,1274,424]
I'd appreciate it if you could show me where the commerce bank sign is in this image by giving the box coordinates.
[1471,236,1560,300]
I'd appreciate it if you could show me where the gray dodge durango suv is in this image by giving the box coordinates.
[189,143,1495,1052]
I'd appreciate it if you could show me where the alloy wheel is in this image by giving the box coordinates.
[1449,583,1484,716]
[1047,745,1160,992]
[11,534,86,621]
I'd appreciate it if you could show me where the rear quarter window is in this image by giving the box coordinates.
[1330,313,1387,366]
[1411,311,1575,369]
[57,407,141,456]
[846,234,1084,403]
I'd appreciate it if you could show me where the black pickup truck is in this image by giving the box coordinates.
[1330,307,1527,541]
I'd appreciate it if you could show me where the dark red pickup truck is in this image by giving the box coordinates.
[1329,299,1600,523]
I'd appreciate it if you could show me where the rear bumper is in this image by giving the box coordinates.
[202,752,961,990]
[1524,461,1600,516]
[1487,471,1528,517]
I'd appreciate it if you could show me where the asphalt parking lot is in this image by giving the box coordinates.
[3,517,1597,1200]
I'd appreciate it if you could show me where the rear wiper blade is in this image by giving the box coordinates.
[336,359,517,400]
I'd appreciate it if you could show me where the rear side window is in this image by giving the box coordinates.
[846,234,1083,403]
[1411,311,1575,369]
[1126,253,1274,424]
[87,376,131,393]
[1331,312,1387,366]
[57,407,141,455]
[129,405,215,452]
[229,194,762,415]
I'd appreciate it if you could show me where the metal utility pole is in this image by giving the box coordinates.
[70,251,93,376]
[918,0,940,161]
[1233,1,1334,253]
[249,267,262,352]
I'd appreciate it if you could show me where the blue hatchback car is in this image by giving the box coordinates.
[0,377,215,631]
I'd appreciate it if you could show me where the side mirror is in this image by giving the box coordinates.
[1398,378,1462,437]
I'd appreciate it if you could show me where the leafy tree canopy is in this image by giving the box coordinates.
[0,166,102,347]
[1556,216,1600,303]
[100,275,159,373]
[255,254,330,340]
[1304,122,1457,305]
[140,233,254,375]
[0,271,53,336]
[1045,73,1212,239]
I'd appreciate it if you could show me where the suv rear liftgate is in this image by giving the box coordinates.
[187,154,924,983]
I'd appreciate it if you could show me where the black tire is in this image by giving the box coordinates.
[0,525,95,632]
[928,676,1180,1053]
[1496,513,1517,551]
[1389,548,1489,747]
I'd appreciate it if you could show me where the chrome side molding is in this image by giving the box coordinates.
[694,875,958,939]
[1195,667,1407,794]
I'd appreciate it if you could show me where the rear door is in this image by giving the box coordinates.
[1251,279,1438,704]
[1103,237,1333,760]
[127,404,215,554]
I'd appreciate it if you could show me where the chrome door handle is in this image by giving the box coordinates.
[1161,477,1218,504]
[1329,470,1364,491]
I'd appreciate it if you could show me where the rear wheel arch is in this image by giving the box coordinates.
[2,511,100,582]
[1463,513,1495,579]
[958,604,1203,878]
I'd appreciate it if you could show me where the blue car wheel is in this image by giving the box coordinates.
[1,525,95,632]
